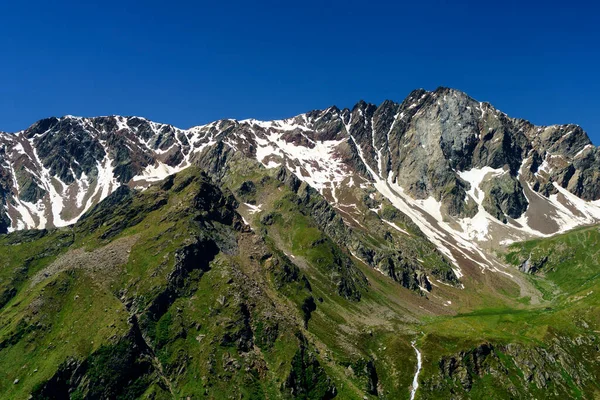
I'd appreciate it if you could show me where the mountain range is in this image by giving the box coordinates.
[0,87,599,399]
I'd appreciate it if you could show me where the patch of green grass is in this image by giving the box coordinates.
[505,225,600,296]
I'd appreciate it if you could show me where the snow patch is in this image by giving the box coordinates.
[132,161,186,183]
[382,219,410,235]
[244,203,262,214]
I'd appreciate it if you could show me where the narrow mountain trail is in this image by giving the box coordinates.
[410,339,422,400]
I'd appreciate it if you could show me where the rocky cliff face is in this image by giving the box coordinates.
[1,87,599,280]
[421,337,600,399]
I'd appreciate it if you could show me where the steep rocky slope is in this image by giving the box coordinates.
[1,88,599,282]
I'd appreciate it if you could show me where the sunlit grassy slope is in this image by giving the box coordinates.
[0,161,598,399]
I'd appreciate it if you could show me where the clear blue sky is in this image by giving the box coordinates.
[1,1,599,143]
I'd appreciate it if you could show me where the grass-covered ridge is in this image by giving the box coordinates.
[505,224,600,297]
[0,167,417,399]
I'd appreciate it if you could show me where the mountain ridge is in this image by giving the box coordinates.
[2,87,600,282]
[2,87,594,142]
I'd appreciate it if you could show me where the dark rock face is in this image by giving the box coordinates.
[191,177,240,227]
[437,343,498,391]
[568,149,600,200]
[16,174,46,203]
[31,323,153,400]
[25,117,107,184]
[365,359,379,395]
[519,255,548,274]
[285,335,337,399]
[0,163,12,234]
[193,141,236,182]
[423,338,599,398]
[301,296,317,328]
[481,173,529,223]
[169,237,219,286]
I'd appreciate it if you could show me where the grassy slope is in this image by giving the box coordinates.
[414,225,600,399]
[217,159,424,398]
[212,157,600,399]
[0,162,598,399]
[0,167,416,399]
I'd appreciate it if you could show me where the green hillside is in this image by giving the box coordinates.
[0,162,598,399]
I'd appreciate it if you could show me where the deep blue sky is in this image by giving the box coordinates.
[1,1,599,143]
